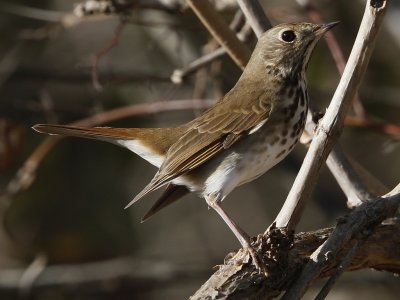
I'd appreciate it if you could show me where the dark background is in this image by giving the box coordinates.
[0,0,399,299]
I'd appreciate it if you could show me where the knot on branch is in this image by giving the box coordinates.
[260,223,294,282]
[370,0,386,9]
[214,223,295,297]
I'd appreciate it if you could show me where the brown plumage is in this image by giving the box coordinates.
[33,22,338,271]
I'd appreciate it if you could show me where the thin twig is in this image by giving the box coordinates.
[18,254,48,297]
[0,2,65,22]
[236,0,272,37]
[313,241,361,300]
[171,48,226,84]
[301,113,377,207]
[345,115,400,138]
[186,0,251,69]
[91,19,126,91]
[275,0,388,231]
[73,0,239,17]
[326,145,376,206]
[0,256,208,292]
[171,10,249,84]
[0,44,21,88]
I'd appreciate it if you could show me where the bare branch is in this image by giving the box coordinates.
[301,114,377,207]
[171,10,252,84]
[345,115,400,138]
[296,0,367,118]
[186,0,251,69]
[73,0,239,16]
[190,220,400,299]
[236,0,272,37]
[91,20,126,91]
[275,0,389,231]
[313,241,361,300]
[326,145,376,206]
[282,183,400,300]
[0,2,65,22]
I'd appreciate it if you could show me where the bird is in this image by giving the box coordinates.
[33,22,338,271]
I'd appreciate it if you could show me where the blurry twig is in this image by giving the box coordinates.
[18,253,48,298]
[236,0,271,37]
[73,0,238,16]
[186,0,251,69]
[1,99,214,201]
[92,20,127,91]
[314,241,362,300]
[0,256,208,292]
[0,44,21,88]
[39,89,58,124]
[172,0,277,84]
[0,2,64,22]
[326,144,376,207]
[296,0,367,118]
[171,10,252,84]
[345,115,400,138]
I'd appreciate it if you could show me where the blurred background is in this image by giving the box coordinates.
[0,0,399,299]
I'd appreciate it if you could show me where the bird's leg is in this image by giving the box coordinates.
[205,194,267,274]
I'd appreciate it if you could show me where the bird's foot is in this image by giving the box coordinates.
[244,243,268,276]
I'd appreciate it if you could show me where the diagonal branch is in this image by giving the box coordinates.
[190,219,400,299]
[171,10,253,84]
[186,0,251,69]
[274,0,389,231]
[296,0,367,118]
[282,182,400,300]
[236,0,271,37]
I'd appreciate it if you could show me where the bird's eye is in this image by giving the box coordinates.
[280,30,296,43]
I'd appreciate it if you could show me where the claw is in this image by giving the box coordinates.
[245,245,268,276]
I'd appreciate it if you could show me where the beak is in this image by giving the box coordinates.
[316,21,340,35]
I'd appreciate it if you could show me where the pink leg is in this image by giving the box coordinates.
[205,194,266,273]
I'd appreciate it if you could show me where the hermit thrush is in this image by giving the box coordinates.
[33,22,337,270]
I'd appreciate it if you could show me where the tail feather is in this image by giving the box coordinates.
[124,172,170,209]
[33,124,139,141]
[141,184,190,222]
[32,124,180,167]
[33,123,190,216]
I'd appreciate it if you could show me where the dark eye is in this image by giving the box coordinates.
[280,30,296,43]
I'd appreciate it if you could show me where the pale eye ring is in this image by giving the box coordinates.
[279,30,296,43]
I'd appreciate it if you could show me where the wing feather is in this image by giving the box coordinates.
[128,80,275,205]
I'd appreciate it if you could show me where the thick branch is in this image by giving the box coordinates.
[282,184,399,299]
[190,220,400,299]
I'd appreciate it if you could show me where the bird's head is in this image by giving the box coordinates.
[246,22,339,80]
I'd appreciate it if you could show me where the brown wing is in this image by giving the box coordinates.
[125,81,274,208]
